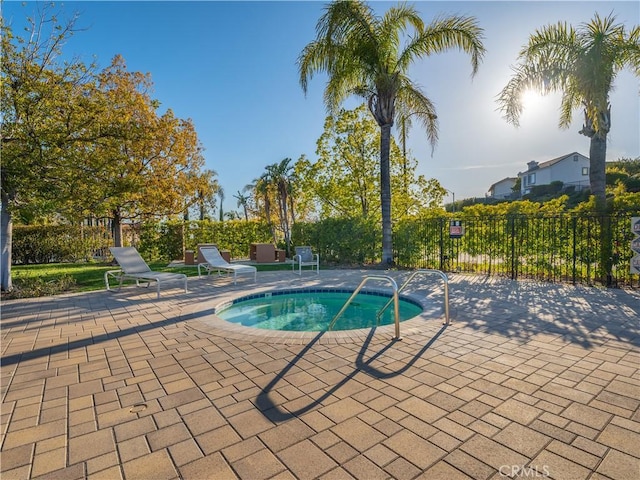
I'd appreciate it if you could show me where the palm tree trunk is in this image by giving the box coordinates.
[588,129,612,284]
[380,123,394,265]
[280,194,291,254]
[589,134,607,209]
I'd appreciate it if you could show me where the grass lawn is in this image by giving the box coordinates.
[5,261,295,299]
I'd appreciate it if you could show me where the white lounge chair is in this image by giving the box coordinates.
[198,246,257,284]
[292,246,319,275]
[105,247,188,299]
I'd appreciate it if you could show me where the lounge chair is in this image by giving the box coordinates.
[292,246,319,275]
[105,247,188,299]
[198,246,257,284]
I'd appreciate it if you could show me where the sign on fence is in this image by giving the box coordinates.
[449,220,464,238]
[631,217,640,275]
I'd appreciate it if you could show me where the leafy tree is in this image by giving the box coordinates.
[1,6,97,290]
[308,106,380,218]
[183,169,219,221]
[298,0,485,264]
[298,105,447,220]
[498,13,640,209]
[84,56,206,246]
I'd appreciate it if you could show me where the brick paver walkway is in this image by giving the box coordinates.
[1,270,639,479]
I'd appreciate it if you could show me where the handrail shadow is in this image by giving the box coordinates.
[255,324,448,423]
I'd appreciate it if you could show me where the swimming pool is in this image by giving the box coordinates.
[215,288,423,331]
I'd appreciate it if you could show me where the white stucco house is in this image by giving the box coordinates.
[488,177,517,199]
[518,152,590,195]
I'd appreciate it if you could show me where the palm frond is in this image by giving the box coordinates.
[403,15,485,76]
[378,4,423,69]
[395,80,438,151]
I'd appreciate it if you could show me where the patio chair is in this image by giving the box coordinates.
[292,246,319,275]
[198,246,257,284]
[105,247,188,299]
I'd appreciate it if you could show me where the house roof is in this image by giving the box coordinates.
[488,177,517,192]
[533,151,587,170]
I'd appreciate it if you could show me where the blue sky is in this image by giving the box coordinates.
[4,1,639,213]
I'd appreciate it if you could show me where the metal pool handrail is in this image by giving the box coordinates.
[328,275,401,340]
[376,269,450,325]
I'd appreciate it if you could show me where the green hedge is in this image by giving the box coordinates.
[292,217,380,264]
[11,202,639,286]
[12,225,112,264]
[137,219,273,261]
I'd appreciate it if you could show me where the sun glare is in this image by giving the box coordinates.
[521,89,543,113]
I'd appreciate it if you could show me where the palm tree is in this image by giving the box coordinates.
[269,158,297,253]
[497,13,639,209]
[248,173,277,244]
[298,0,485,264]
[233,190,251,220]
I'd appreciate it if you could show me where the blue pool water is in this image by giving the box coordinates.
[216,289,423,331]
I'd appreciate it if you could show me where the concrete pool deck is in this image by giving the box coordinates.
[1,269,639,479]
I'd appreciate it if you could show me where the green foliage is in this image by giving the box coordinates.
[4,274,76,299]
[298,106,447,221]
[607,159,640,192]
[292,217,380,264]
[0,6,212,291]
[304,106,381,218]
[139,219,273,261]
[299,0,485,263]
[607,158,640,176]
[395,210,448,267]
[394,199,639,284]
[526,181,564,199]
[12,225,112,264]
[10,196,639,289]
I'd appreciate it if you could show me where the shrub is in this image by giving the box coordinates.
[4,274,76,299]
[12,225,112,264]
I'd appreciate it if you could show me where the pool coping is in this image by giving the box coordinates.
[182,283,447,345]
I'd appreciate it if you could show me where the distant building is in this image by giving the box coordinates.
[487,177,517,199]
[518,152,590,195]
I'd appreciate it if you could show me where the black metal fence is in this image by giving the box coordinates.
[395,213,640,287]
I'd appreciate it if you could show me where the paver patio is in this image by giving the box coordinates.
[1,270,639,479]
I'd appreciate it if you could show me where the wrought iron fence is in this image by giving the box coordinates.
[395,213,640,287]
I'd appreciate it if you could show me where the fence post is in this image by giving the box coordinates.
[571,216,577,285]
[509,216,516,280]
[439,218,444,271]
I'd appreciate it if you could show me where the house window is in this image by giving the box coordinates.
[574,155,579,162]
[528,173,536,185]
[582,167,589,175]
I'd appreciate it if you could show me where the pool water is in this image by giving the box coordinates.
[216,289,423,331]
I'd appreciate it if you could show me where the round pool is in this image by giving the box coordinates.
[215,288,423,331]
